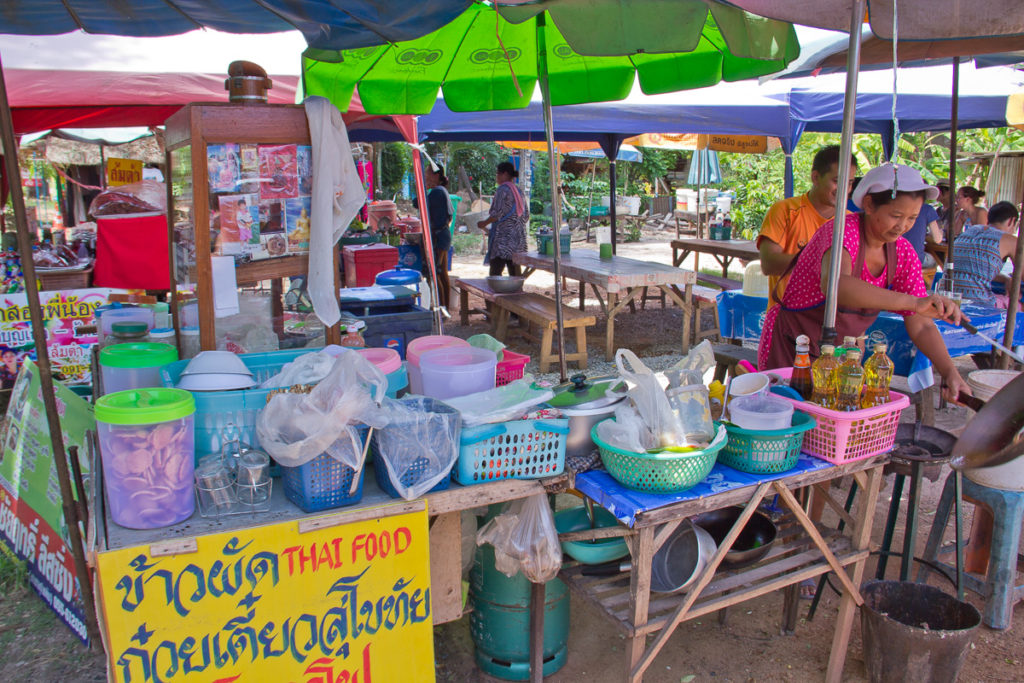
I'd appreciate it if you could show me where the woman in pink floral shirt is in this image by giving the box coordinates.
[759,164,971,402]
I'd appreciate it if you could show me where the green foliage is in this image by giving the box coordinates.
[430,142,508,196]
[624,221,643,242]
[0,544,26,594]
[378,142,410,200]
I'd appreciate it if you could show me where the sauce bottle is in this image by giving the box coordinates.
[790,334,813,399]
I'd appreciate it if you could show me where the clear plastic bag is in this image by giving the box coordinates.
[615,349,688,449]
[442,376,553,425]
[259,350,340,389]
[595,403,652,453]
[476,494,561,583]
[467,333,507,359]
[89,179,167,216]
[665,339,716,388]
[255,352,388,469]
[372,396,462,500]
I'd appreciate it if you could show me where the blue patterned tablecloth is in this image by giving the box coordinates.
[716,290,1024,392]
[575,455,832,528]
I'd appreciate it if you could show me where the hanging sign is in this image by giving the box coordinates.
[107,158,143,187]
[0,359,94,644]
[627,133,774,154]
[95,504,435,683]
[1008,92,1024,131]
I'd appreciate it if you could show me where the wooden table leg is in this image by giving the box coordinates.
[530,582,545,683]
[429,512,464,625]
[579,280,585,310]
[782,584,800,634]
[459,287,469,326]
[575,325,588,370]
[825,465,883,683]
[540,327,555,373]
[625,526,655,683]
[605,291,618,362]
[494,307,510,341]
[661,284,693,354]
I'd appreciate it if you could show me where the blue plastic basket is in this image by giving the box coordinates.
[281,453,365,513]
[373,458,451,499]
[161,348,401,460]
[454,419,569,485]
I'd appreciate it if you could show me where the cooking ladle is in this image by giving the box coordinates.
[952,371,1024,470]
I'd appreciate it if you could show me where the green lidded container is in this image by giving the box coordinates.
[95,388,196,530]
[99,342,178,395]
[94,387,195,426]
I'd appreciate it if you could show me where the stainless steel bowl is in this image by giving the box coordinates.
[694,506,777,568]
[486,276,525,294]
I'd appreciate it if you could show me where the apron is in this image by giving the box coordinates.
[764,215,897,369]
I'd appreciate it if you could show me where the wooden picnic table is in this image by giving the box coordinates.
[512,249,697,361]
[671,238,758,278]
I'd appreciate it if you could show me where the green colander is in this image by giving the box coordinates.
[591,422,727,494]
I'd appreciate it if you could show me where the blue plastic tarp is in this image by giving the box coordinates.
[0,0,472,51]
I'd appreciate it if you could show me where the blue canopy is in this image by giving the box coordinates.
[0,0,471,51]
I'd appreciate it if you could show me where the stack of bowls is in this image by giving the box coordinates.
[176,351,256,392]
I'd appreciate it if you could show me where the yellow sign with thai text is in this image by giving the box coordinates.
[95,505,434,683]
[627,133,775,154]
[107,158,143,186]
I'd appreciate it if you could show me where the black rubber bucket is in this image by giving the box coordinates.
[860,580,981,683]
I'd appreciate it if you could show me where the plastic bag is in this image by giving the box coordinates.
[442,376,553,425]
[476,494,561,583]
[372,396,461,500]
[467,333,507,359]
[260,350,341,389]
[89,179,167,216]
[665,340,716,388]
[615,349,688,449]
[255,352,388,469]
[595,403,652,453]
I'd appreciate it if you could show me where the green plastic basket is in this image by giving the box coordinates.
[591,422,727,494]
[719,412,816,475]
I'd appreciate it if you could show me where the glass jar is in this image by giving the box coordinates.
[146,327,177,346]
[107,321,148,347]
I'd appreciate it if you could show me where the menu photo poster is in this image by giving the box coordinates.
[206,143,241,194]
[259,144,298,200]
[297,145,313,196]
[259,198,287,259]
[216,194,258,256]
[285,196,312,253]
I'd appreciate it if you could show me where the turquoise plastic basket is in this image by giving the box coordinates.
[454,419,569,485]
[591,422,728,494]
[719,412,816,474]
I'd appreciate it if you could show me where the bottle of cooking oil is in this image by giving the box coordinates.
[810,344,840,408]
[836,349,864,411]
[790,334,813,399]
[836,335,857,360]
[861,342,894,408]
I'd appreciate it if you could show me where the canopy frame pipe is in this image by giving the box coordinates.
[538,13,568,383]
[0,52,103,648]
[410,139,443,333]
[821,0,867,344]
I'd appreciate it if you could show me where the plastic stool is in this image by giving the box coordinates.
[375,266,422,304]
[919,473,1024,629]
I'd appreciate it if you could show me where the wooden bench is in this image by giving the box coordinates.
[690,285,723,345]
[711,343,759,383]
[452,277,508,326]
[696,273,742,291]
[492,293,595,373]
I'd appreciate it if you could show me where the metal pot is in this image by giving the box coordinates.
[549,374,627,458]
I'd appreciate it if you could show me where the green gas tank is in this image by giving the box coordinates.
[469,542,570,680]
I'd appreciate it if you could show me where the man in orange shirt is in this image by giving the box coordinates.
[758,145,857,303]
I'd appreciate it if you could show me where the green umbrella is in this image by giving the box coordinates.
[304,0,799,380]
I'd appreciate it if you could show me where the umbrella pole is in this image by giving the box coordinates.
[946,57,961,255]
[821,0,867,343]
[411,148,443,332]
[538,14,569,384]
[609,160,618,254]
[0,53,103,648]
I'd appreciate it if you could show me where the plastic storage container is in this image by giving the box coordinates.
[355,347,408,398]
[729,394,794,430]
[743,261,770,297]
[419,347,497,400]
[99,306,154,342]
[455,419,569,485]
[161,348,316,460]
[772,367,909,464]
[343,243,399,288]
[95,388,196,529]
[407,335,471,394]
[100,342,178,395]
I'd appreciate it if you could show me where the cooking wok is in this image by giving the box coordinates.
[952,372,1024,470]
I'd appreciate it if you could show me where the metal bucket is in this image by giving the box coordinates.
[860,580,981,683]
[651,522,717,593]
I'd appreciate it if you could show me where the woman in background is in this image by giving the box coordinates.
[953,185,989,238]
[478,161,528,276]
[422,164,454,309]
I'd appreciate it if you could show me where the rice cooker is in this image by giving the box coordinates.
[547,374,626,458]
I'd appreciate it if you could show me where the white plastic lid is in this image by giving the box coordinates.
[181,325,200,336]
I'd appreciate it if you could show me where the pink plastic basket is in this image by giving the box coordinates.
[496,350,530,386]
[768,367,909,464]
